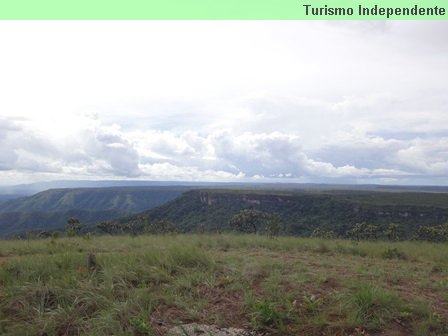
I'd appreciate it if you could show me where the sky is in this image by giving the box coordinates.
[0,21,447,185]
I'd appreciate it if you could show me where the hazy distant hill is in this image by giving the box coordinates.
[114,189,448,237]
[0,194,27,204]
[0,187,188,236]
[0,180,220,196]
[2,179,448,196]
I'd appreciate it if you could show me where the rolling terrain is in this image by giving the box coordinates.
[113,189,448,238]
[0,187,187,236]
[1,184,448,335]
[2,182,448,238]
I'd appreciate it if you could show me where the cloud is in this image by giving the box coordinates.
[139,162,245,181]
[0,118,26,170]
[0,21,447,184]
[394,138,448,175]
[0,117,141,178]
[83,127,141,177]
[1,106,448,184]
[316,134,448,179]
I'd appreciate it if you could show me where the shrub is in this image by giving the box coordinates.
[250,300,285,329]
[347,223,379,241]
[415,224,448,242]
[311,228,336,239]
[381,248,406,260]
[130,317,151,336]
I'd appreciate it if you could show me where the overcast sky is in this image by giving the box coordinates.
[0,21,447,185]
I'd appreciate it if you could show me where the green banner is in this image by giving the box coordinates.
[0,0,446,19]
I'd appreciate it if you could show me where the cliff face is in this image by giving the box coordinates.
[199,191,288,206]
[136,189,448,236]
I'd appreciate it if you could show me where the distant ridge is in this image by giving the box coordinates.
[0,186,187,236]
[2,181,448,237]
[0,180,224,196]
[2,179,448,197]
[112,188,448,237]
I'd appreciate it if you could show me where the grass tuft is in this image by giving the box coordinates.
[348,284,402,331]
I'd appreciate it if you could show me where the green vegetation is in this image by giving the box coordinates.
[65,217,82,237]
[109,189,448,240]
[0,234,447,335]
[229,209,281,236]
[4,187,448,241]
[415,224,448,242]
[0,187,186,236]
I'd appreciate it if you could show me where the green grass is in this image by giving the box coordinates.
[348,284,402,330]
[0,234,447,335]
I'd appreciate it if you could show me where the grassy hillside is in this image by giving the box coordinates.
[115,189,448,237]
[0,187,188,213]
[0,234,447,335]
[0,194,26,203]
[0,209,126,237]
[0,187,187,236]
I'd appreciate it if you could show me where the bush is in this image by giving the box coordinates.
[381,248,406,260]
[130,317,151,335]
[415,224,448,242]
[311,228,336,239]
[250,300,286,329]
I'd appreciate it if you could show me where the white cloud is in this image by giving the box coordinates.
[2,115,443,183]
[0,21,447,185]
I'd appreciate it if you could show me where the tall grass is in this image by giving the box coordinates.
[348,284,402,331]
[0,234,447,335]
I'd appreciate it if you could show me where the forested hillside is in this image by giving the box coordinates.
[0,187,187,236]
[111,189,448,238]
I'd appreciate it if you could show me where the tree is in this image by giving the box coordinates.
[65,217,81,237]
[97,216,177,235]
[146,219,177,234]
[311,228,336,239]
[125,216,149,236]
[229,209,269,234]
[347,222,378,241]
[97,221,117,234]
[265,213,281,238]
[347,223,364,241]
[385,223,400,241]
[415,224,448,242]
[37,231,51,239]
[365,224,379,240]
[196,223,206,234]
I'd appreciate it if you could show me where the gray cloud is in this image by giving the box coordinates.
[88,130,141,177]
[0,114,447,183]
[315,135,448,179]
[0,117,141,178]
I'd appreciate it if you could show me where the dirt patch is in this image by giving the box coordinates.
[393,283,448,318]
[151,304,195,336]
[321,277,339,290]
[197,286,248,328]
[297,325,363,336]
[371,322,410,336]
[167,323,257,336]
[297,323,409,336]
[0,256,13,265]
[151,287,250,335]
